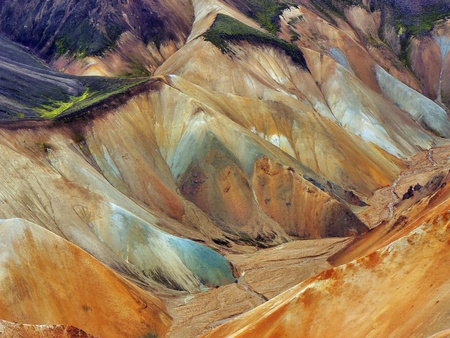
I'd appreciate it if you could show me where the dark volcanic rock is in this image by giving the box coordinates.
[0,0,193,60]
[0,35,146,120]
[402,186,415,200]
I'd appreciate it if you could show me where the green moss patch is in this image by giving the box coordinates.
[309,0,366,24]
[0,35,150,121]
[45,77,148,120]
[203,14,309,70]
[37,90,90,118]
[396,10,450,36]
[241,0,291,34]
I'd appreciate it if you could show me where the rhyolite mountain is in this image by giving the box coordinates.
[0,0,449,337]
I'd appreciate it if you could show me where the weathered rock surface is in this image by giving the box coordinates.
[0,1,449,337]
[0,320,95,338]
[204,211,450,338]
[0,0,194,76]
[0,218,171,337]
[331,145,450,266]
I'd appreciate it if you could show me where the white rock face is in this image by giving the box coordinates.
[322,65,429,157]
[434,35,450,63]
[375,64,450,137]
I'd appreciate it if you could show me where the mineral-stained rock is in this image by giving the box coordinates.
[0,218,172,337]
[0,320,96,338]
[203,211,450,338]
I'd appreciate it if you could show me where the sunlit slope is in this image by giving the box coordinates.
[278,4,422,92]
[0,218,171,338]
[170,4,447,150]
[204,211,450,338]
[75,80,367,242]
[304,50,440,154]
[156,12,437,192]
[164,74,403,195]
[279,2,450,113]
[0,125,235,293]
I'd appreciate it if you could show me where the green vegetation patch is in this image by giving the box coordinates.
[240,0,292,34]
[37,90,90,118]
[390,4,450,67]
[54,18,121,58]
[395,10,450,36]
[35,77,147,120]
[0,34,152,121]
[203,14,309,70]
[0,1,169,60]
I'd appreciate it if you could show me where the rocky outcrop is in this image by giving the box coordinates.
[0,320,95,338]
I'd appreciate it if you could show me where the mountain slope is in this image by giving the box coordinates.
[0,123,235,293]
[0,35,145,119]
[204,210,450,338]
[0,218,171,337]
[0,0,449,336]
[0,0,194,76]
[330,145,450,266]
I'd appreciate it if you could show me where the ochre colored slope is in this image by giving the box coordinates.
[62,77,366,244]
[164,74,404,197]
[156,19,436,182]
[139,79,367,239]
[0,218,171,338]
[0,124,235,293]
[331,146,450,266]
[203,211,450,338]
[410,20,450,109]
[157,38,410,195]
[280,4,422,93]
[0,1,448,337]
